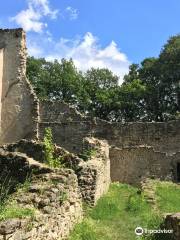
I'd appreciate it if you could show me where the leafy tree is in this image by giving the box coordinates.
[123,64,139,85]
[123,34,180,121]
[27,57,83,104]
[81,68,119,119]
[27,34,180,122]
[158,35,180,112]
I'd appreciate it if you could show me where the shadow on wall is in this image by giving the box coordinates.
[109,146,180,186]
[0,29,38,145]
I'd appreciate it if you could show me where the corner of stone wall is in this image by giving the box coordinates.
[77,137,111,205]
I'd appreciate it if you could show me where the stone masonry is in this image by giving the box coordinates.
[0,28,180,239]
[0,29,179,186]
[39,100,180,184]
[0,149,83,240]
[0,29,38,144]
[1,138,110,205]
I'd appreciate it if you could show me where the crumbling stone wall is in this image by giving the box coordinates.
[2,138,111,205]
[0,29,38,144]
[38,101,180,184]
[0,150,82,240]
[38,101,93,153]
[0,137,111,239]
[77,138,110,205]
[39,100,86,122]
[39,101,180,154]
[0,149,52,186]
[0,27,180,190]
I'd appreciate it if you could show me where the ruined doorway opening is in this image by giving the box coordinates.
[177,163,180,182]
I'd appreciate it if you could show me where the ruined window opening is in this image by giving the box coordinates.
[177,163,180,182]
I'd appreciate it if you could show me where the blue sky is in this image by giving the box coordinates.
[0,0,180,81]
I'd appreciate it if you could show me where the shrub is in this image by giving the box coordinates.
[43,127,62,168]
[78,149,97,161]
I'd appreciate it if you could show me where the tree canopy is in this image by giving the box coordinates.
[27,34,180,122]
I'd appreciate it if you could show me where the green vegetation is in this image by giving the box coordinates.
[0,176,35,221]
[0,202,35,221]
[16,176,31,193]
[27,34,180,122]
[0,175,12,208]
[69,182,180,240]
[43,127,63,168]
[155,181,180,213]
[78,149,97,161]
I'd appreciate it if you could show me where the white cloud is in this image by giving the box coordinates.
[29,0,58,19]
[27,32,130,82]
[10,0,58,32]
[48,33,129,81]
[66,6,78,20]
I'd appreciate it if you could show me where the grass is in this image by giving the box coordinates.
[0,175,35,221]
[155,181,180,213]
[69,182,180,240]
[0,202,35,221]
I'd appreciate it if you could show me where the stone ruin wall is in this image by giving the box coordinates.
[0,28,179,239]
[38,100,180,184]
[110,146,180,185]
[0,137,110,239]
[0,28,179,186]
[0,149,83,240]
[1,138,110,206]
[38,101,92,153]
[39,101,180,154]
[95,119,180,154]
[0,29,38,145]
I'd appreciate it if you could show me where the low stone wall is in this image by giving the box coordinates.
[0,149,83,240]
[109,146,180,185]
[2,139,45,163]
[0,169,82,240]
[0,138,110,239]
[0,149,52,187]
[2,138,111,205]
[77,138,110,205]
